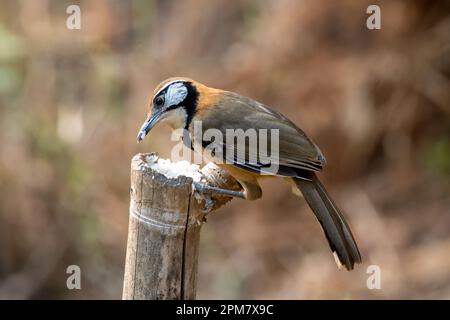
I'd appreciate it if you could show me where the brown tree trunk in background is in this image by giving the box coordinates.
[122,153,239,300]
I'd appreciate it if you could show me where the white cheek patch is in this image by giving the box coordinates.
[165,82,188,107]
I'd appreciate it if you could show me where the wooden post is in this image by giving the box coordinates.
[122,153,240,300]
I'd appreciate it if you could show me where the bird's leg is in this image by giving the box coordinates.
[192,182,244,216]
[193,182,246,199]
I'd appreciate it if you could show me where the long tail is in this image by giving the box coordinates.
[293,174,361,270]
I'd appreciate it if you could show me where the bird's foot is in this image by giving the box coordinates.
[202,193,215,214]
[192,182,216,214]
[192,181,245,214]
[192,182,246,199]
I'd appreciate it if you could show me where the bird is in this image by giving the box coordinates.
[137,77,362,270]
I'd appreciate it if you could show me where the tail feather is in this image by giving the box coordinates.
[293,174,361,270]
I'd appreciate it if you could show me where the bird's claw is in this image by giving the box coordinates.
[202,193,215,214]
[192,182,216,214]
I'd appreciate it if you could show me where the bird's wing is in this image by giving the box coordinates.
[196,92,326,177]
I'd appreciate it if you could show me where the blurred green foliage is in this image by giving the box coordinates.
[424,138,450,175]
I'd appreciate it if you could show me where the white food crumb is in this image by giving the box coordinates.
[144,156,203,182]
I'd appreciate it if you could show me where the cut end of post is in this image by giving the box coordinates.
[132,153,241,211]
[132,152,203,183]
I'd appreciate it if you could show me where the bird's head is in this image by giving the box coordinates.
[137,77,201,142]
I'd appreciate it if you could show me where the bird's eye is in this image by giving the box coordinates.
[154,96,164,107]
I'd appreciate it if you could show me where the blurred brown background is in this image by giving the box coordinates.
[0,0,449,299]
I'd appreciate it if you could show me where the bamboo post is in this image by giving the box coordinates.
[122,153,240,300]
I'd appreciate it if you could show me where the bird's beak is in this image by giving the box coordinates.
[137,110,165,142]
